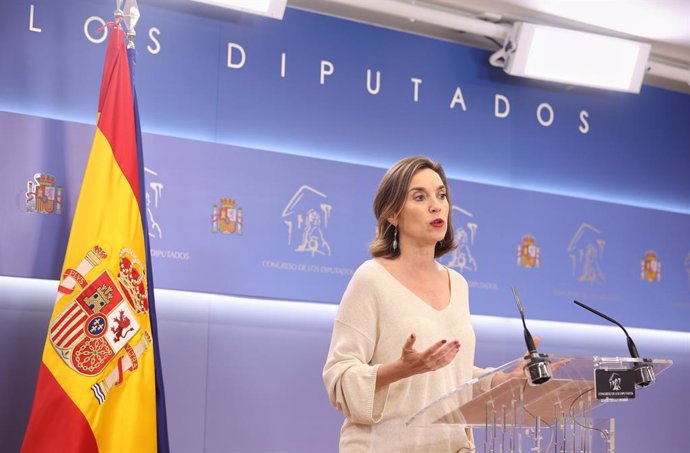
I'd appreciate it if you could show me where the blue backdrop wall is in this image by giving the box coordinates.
[1,1,689,452]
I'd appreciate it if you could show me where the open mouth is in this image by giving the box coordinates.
[431,219,445,227]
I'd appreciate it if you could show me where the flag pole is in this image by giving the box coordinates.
[121,1,171,450]
[118,0,140,49]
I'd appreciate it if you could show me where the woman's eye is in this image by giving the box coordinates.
[413,194,425,201]
[439,193,447,200]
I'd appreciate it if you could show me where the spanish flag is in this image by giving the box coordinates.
[21,23,169,453]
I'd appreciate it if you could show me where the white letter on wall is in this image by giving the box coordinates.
[579,110,590,134]
[495,94,510,118]
[147,27,161,55]
[29,4,42,33]
[227,43,246,69]
[281,52,287,78]
[536,102,554,127]
[411,77,422,102]
[84,16,107,44]
[320,60,334,85]
[367,69,381,95]
[449,87,467,111]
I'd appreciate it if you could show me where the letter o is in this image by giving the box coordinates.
[536,102,554,127]
[84,16,107,44]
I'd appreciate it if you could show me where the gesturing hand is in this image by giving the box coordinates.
[491,336,569,387]
[400,333,461,376]
[499,336,543,382]
[375,333,461,390]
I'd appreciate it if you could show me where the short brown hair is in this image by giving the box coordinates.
[369,156,456,259]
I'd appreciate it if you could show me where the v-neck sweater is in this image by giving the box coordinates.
[323,259,492,452]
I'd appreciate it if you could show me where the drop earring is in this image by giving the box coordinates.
[392,226,398,252]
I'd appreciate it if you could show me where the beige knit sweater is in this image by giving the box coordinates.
[323,259,491,453]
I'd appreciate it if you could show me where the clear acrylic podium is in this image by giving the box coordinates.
[406,355,673,453]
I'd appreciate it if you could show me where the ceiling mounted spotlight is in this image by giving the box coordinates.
[190,0,287,19]
[493,22,651,93]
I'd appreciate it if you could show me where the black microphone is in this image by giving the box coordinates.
[573,300,655,388]
[512,287,551,385]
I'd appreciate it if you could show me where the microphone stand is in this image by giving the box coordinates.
[512,287,551,385]
[574,300,655,387]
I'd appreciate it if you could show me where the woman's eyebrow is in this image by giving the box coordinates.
[408,185,445,192]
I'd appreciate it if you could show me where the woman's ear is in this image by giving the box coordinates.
[387,216,398,227]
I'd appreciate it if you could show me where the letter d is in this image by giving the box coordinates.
[495,94,510,118]
[227,42,246,69]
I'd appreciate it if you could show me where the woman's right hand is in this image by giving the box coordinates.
[401,333,461,374]
[376,333,461,389]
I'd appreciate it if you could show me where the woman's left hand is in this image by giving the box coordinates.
[491,337,542,386]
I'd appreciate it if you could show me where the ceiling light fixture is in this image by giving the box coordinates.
[494,22,651,93]
[190,0,287,20]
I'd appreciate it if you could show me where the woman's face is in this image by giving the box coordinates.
[392,168,449,250]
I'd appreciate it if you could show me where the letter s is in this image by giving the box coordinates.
[147,27,161,55]
[579,110,590,134]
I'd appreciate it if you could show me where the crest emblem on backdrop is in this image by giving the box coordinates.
[212,197,244,235]
[517,235,541,268]
[26,173,62,215]
[282,185,332,257]
[567,223,606,284]
[446,205,478,272]
[640,250,662,282]
[144,167,164,239]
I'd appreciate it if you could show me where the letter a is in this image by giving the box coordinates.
[450,87,467,111]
